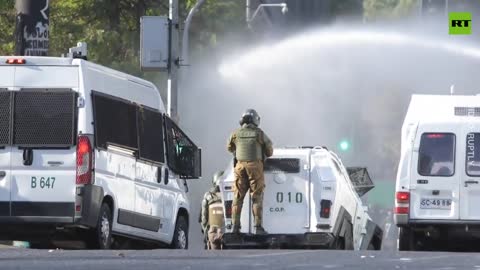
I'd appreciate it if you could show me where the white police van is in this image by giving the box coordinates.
[395,94,480,251]
[0,47,201,249]
[219,146,382,250]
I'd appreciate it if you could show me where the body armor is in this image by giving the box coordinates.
[208,201,224,228]
[235,127,262,161]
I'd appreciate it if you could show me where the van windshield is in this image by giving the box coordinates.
[466,133,480,176]
[418,133,455,177]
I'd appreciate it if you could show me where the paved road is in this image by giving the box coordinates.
[0,249,480,270]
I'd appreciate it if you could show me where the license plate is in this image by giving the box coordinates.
[31,176,56,189]
[420,198,452,209]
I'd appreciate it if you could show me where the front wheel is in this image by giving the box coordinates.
[171,216,188,249]
[88,203,113,249]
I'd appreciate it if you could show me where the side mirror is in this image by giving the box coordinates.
[164,167,169,185]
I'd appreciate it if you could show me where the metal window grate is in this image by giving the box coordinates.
[0,91,11,146]
[164,116,201,178]
[264,158,300,173]
[346,167,374,197]
[13,91,77,147]
[455,107,480,117]
[138,107,165,164]
[92,92,138,150]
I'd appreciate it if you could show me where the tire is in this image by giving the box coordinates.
[88,203,113,249]
[332,220,354,250]
[344,222,354,250]
[398,227,414,251]
[171,215,188,249]
[333,236,346,250]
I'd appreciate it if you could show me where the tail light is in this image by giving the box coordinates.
[76,135,93,185]
[224,200,232,218]
[320,200,332,218]
[396,192,410,203]
[395,207,409,214]
[426,134,445,139]
[6,58,26,64]
[395,191,410,215]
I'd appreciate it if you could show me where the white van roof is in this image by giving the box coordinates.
[400,94,480,152]
[0,56,156,89]
[405,94,480,125]
[0,56,163,111]
[273,146,330,156]
[0,56,74,66]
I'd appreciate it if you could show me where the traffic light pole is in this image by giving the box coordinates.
[168,0,180,122]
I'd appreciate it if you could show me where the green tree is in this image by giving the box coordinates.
[364,0,419,21]
[0,0,15,55]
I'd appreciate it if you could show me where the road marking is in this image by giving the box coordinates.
[240,250,317,258]
[392,254,470,263]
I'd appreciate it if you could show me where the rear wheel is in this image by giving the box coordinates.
[398,227,414,251]
[171,216,188,249]
[88,203,113,249]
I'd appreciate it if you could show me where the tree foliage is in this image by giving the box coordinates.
[0,0,15,55]
[0,0,245,77]
[0,0,420,76]
[364,0,419,20]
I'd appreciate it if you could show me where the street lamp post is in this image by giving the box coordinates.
[246,2,288,28]
[182,0,206,67]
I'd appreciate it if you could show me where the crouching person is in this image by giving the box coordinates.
[201,171,225,250]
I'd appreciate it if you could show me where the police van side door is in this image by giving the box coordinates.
[409,125,460,221]
[460,125,480,220]
[134,107,167,241]
[0,90,11,217]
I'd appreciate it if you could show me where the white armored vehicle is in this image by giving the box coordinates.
[395,94,480,251]
[0,46,201,249]
[219,146,382,249]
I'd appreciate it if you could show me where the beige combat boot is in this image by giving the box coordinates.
[232,225,241,234]
[254,226,268,235]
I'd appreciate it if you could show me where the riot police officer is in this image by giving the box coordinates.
[227,109,273,235]
[200,171,225,249]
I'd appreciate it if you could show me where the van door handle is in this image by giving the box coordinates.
[0,171,5,178]
[23,148,33,166]
[465,180,479,187]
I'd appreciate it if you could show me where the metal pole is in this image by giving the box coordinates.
[181,0,206,67]
[168,0,179,122]
[246,0,251,23]
[14,0,49,56]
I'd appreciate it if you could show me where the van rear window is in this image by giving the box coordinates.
[264,158,300,173]
[0,90,77,147]
[13,91,77,147]
[466,133,480,176]
[418,133,455,177]
[0,91,11,146]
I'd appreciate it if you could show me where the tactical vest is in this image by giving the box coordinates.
[235,127,262,161]
[208,201,224,228]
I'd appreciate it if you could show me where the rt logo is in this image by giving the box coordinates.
[449,12,472,35]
